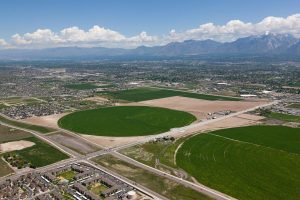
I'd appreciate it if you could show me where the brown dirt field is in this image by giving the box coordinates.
[173,114,263,138]
[234,113,265,121]
[22,112,69,129]
[47,132,100,154]
[137,96,269,120]
[84,96,108,102]
[0,140,35,153]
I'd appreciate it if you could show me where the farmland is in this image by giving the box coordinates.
[100,87,240,102]
[176,126,300,200]
[58,106,196,137]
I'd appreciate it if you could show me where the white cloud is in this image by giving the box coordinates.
[10,26,158,48]
[167,14,300,42]
[3,13,300,48]
[0,38,8,46]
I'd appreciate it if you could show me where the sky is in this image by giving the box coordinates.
[0,0,300,48]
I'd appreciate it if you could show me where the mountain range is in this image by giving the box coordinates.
[0,33,300,60]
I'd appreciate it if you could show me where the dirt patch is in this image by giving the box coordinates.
[84,96,108,102]
[0,140,35,153]
[234,113,265,121]
[22,113,69,129]
[138,96,268,120]
[81,135,148,148]
[174,114,263,139]
[47,132,100,154]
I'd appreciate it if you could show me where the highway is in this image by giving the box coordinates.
[0,100,277,200]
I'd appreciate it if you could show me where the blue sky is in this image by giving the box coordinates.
[0,0,300,48]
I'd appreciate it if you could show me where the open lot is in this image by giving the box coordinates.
[0,124,32,143]
[100,87,240,102]
[93,155,211,200]
[0,96,42,106]
[287,103,300,109]
[0,140,35,153]
[0,115,55,134]
[176,125,300,200]
[138,96,267,120]
[59,106,196,137]
[64,83,100,90]
[47,132,100,154]
[0,158,13,177]
[23,112,69,129]
[264,112,300,123]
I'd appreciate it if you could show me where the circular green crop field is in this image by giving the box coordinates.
[58,106,196,137]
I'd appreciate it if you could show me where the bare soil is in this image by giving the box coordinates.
[0,140,35,153]
[137,96,268,120]
[82,135,148,148]
[23,112,70,129]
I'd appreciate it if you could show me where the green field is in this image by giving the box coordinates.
[176,126,300,200]
[265,112,300,123]
[100,87,240,102]
[65,83,100,90]
[287,103,300,109]
[58,106,196,137]
[3,136,69,168]
[0,115,55,134]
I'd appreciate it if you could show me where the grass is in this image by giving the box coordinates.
[89,183,107,195]
[65,83,99,90]
[0,158,13,177]
[288,82,300,87]
[100,87,240,102]
[0,104,7,110]
[93,155,211,200]
[176,125,300,200]
[0,115,55,134]
[265,112,300,123]
[58,170,76,181]
[58,106,196,137]
[122,137,187,168]
[0,97,41,105]
[4,136,69,168]
[0,124,32,143]
[287,103,300,109]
